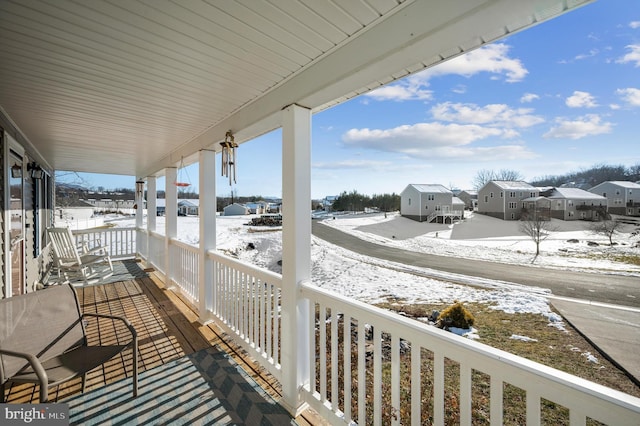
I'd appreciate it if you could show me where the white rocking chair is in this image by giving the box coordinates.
[47,227,113,285]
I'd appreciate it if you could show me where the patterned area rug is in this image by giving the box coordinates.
[65,346,295,425]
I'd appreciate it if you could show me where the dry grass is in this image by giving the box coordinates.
[314,301,640,425]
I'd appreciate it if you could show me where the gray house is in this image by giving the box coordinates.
[478,181,539,220]
[589,181,640,217]
[457,190,478,211]
[400,184,463,223]
[223,203,249,216]
[545,188,607,221]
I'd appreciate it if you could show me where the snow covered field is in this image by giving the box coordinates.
[110,211,640,337]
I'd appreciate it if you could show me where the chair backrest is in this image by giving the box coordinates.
[47,227,81,266]
[0,284,86,383]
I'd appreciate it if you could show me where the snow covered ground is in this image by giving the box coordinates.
[109,211,640,338]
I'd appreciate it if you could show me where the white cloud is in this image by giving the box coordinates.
[617,44,640,66]
[431,102,544,128]
[543,115,613,140]
[520,93,540,103]
[574,49,599,61]
[616,87,640,106]
[565,91,598,108]
[630,21,640,29]
[365,85,433,102]
[364,43,527,102]
[341,123,536,161]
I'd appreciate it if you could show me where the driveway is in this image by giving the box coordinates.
[312,221,640,308]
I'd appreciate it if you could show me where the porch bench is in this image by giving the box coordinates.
[0,284,138,403]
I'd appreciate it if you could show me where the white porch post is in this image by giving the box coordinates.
[135,181,144,229]
[198,149,216,322]
[165,167,178,286]
[146,177,157,265]
[280,104,311,415]
[147,177,157,233]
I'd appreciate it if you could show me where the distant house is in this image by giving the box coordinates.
[478,181,539,220]
[457,190,478,211]
[589,181,640,217]
[178,199,199,216]
[223,203,249,216]
[322,195,338,212]
[245,201,267,215]
[545,187,607,221]
[400,184,463,223]
[156,199,166,216]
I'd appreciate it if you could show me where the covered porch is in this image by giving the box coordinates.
[2,0,640,424]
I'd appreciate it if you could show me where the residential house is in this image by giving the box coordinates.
[245,201,268,215]
[400,184,463,223]
[178,199,199,216]
[2,2,636,424]
[223,203,249,216]
[589,181,640,217]
[478,181,539,220]
[322,195,338,212]
[545,187,607,221]
[457,190,478,211]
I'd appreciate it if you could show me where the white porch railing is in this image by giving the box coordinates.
[168,238,199,303]
[131,228,640,425]
[73,227,136,259]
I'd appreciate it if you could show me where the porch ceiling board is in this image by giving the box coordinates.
[0,0,593,179]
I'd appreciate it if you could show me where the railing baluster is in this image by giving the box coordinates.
[527,391,541,425]
[373,327,382,426]
[460,362,472,425]
[331,309,338,413]
[319,303,327,404]
[343,314,351,421]
[434,352,444,425]
[490,375,503,425]
[411,342,421,426]
[391,334,400,426]
[358,320,366,425]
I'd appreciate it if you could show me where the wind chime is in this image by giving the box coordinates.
[220,130,238,185]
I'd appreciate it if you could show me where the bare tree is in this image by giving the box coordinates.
[589,218,624,245]
[519,213,555,257]
[472,169,524,191]
[472,169,496,191]
[495,169,524,181]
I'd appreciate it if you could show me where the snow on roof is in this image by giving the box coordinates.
[491,180,535,190]
[407,184,452,194]
[548,188,607,200]
[604,181,640,188]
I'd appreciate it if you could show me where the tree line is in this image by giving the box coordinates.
[530,163,640,188]
[330,190,400,213]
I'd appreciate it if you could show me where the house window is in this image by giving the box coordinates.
[510,213,515,219]
[602,192,606,197]
[568,200,573,206]
[568,211,574,217]
[408,198,411,205]
[435,205,441,211]
[500,191,503,198]
[427,194,434,201]
[508,202,517,209]
[484,195,488,202]
[615,189,620,195]
[509,191,516,197]
[490,192,494,198]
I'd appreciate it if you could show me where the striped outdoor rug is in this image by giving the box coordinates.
[65,346,295,425]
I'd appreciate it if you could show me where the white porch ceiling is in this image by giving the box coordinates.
[0,0,593,180]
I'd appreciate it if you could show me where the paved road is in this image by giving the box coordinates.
[312,221,640,308]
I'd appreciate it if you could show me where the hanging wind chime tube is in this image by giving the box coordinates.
[220,130,238,185]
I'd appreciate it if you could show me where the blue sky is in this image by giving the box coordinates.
[61,0,639,200]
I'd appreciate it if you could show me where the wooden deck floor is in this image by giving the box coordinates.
[3,270,321,425]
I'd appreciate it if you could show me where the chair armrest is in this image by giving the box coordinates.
[0,348,49,388]
[82,312,136,340]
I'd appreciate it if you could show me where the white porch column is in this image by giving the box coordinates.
[280,104,311,415]
[146,177,157,265]
[147,177,157,233]
[135,181,144,229]
[198,149,216,322]
[165,167,178,286]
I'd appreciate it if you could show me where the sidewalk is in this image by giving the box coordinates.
[550,298,640,385]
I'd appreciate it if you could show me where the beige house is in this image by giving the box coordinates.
[400,184,464,223]
[545,187,607,221]
[457,190,478,211]
[478,181,539,220]
[589,181,640,217]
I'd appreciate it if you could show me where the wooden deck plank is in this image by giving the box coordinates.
[2,269,327,425]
